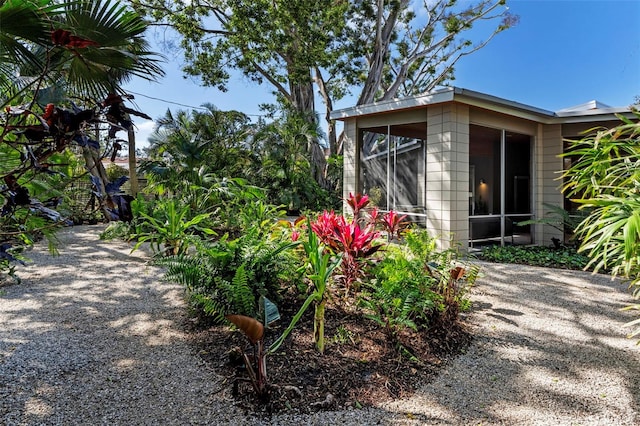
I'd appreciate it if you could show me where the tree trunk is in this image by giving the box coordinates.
[81,145,112,221]
[314,67,338,156]
[290,79,329,188]
[127,127,139,196]
[356,0,406,106]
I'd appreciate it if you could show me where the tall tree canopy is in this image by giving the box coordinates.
[130,0,516,183]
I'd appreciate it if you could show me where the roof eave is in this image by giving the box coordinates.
[329,87,456,120]
[329,86,635,125]
[330,86,557,123]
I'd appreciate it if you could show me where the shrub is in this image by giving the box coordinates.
[156,222,300,323]
[359,229,478,338]
[478,245,590,270]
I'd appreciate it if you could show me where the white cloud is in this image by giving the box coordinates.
[132,119,155,149]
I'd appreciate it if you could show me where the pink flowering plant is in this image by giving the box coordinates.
[309,195,386,292]
[380,210,409,242]
[345,192,370,219]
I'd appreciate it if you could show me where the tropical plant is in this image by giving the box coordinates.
[360,229,478,340]
[142,107,337,213]
[1,0,163,278]
[346,192,371,221]
[311,209,382,292]
[157,217,300,322]
[479,245,590,270]
[130,198,215,256]
[561,113,640,341]
[250,111,336,212]
[226,314,269,400]
[268,222,342,354]
[1,0,163,107]
[143,106,252,183]
[516,202,589,246]
[379,209,409,242]
[360,244,437,339]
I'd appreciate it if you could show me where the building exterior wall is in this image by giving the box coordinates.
[342,119,358,204]
[537,123,565,245]
[339,96,630,251]
[426,103,470,249]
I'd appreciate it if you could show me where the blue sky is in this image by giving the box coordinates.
[124,0,640,148]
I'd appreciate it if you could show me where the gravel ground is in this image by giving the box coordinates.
[1,225,639,425]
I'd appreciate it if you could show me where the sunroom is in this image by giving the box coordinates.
[330,87,634,250]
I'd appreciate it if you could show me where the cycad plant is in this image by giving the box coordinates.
[562,112,640,341]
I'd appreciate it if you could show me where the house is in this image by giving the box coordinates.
[330,87,636,250]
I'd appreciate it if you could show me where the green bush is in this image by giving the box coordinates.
[478,245,590,270]
[156,222,300,323]
[359,229,478,338]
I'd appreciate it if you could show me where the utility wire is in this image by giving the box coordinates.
[126,90,265,118]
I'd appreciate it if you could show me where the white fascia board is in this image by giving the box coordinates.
[330,86,556,122]
[329,86,634,125]
[329,87,455,120]
[555,107,631,118]
[453,88,556,118]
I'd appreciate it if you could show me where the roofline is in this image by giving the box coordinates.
[329,86,634,124]
[329,87,457,120]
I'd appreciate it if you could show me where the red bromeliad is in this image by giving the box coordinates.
[301,194,408,292]
[346,192,370,219]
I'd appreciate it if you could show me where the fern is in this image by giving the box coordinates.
[189,293,226,323]
[223,263,256,317]
[152,214,299,323]
[158,255,208,291]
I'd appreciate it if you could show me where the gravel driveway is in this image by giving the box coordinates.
[1,225,638,425]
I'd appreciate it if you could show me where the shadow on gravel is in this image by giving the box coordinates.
[0,226,222,425]
[399,262,640,424]
[1,228,639,425]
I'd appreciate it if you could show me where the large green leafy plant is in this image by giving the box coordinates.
[156,212,299,323]
[562,113,640,341]
[268,221,342,355]
[129,198,214,256]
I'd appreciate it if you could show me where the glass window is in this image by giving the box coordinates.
[360,128,426,215]
[469,124,533,248]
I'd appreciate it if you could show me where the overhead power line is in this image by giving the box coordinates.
[125,90,265,118]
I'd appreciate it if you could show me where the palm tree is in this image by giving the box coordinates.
[1,0,164,210]
[250,110,331,212]
[1,0,163,106]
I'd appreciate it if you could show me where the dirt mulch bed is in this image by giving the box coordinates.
[187,295,471,415]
